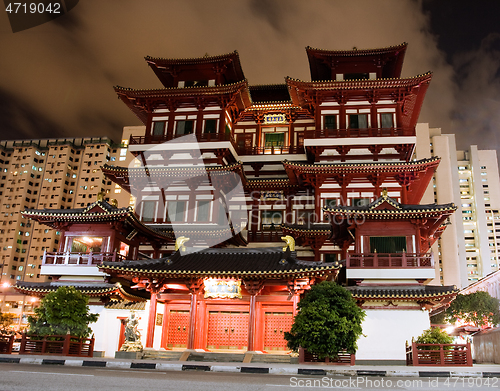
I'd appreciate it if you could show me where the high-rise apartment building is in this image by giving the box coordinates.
[0,137,133,326]
[416,124,500,288]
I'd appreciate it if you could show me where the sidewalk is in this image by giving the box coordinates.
[2,353,500,378]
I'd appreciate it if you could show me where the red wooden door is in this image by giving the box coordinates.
[264,312,293,351]
[207,311,248,350]
[166,310,189,349]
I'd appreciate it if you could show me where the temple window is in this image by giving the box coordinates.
[204,119,217,134]
[69,236,104,253]
[325,198,337,208]
[261,210,283,230]
[196,200,211,222]
[141,200,157,222]
[370,236,406,253]
[152,121,166,136]
[324,115,337,130]
[344,73,369,80]
[176,120,194,136]
[167,201,186,222]
[264,132,285,148]
[349,114,368,129]
[352,197,370,207]
[380,113,394,128]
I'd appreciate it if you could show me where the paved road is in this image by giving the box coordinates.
[1,363,499,390]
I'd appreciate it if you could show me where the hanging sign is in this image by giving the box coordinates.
[204,279,242,299]
[264,113,287,124]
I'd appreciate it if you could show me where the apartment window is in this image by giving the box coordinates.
[176,120,194,135]
[196,200,211,222]
[152,121,166,136]
[324,115,337,130]
[167,201,186,222]
[349,114,368,129]
[204,119,217,134]
[380,113,394,128]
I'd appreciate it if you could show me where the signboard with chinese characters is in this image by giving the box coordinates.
[264,113,287,124]
[204,279,242,299]
[261,190,284,200]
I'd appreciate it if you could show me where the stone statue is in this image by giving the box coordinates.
[120,311,143,352]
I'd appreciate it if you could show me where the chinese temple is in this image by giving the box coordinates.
[17,43,459,363]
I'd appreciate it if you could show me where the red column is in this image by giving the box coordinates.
[248,294,257,351]
[187,292,198,350]
[146,292,157,348]
[243,280,264,352]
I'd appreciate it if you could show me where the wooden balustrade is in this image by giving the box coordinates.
[43,251,124,266]
[129,132,236,146]
[247,230,283,243]
[0,334,14,354]
[19,334,94,357]
[303,127,406,139]
[346,253,433,268]
[406,341,472,366]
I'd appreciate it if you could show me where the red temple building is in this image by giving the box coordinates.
[17,43,459,363]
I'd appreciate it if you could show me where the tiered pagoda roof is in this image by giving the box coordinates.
[14,282,147,301]
[99,247,341,280]
[22,199,170,243]
[114,80,252,124]
[145,51,245,88]
[306,43,408,80]
[101,162,247,194]
[283,157,440,204]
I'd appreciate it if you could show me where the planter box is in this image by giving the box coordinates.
[405,342,472,366]
[299,348,355,365]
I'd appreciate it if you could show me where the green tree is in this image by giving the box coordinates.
[0,311,15,332]
[284,281,365,359]
[27,286,99,338]
[415,327,454,350]
[441,291,500,327]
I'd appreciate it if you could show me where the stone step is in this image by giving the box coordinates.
[251,354,291,364]
[187,352,245,362]
[141,349,184,361]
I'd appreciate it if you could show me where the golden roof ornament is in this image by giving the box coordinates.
[175,236,190,252]
[281,235,295,252]
[97,191,106,202]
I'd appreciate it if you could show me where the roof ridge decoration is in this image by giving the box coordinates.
[114,79,249,94]
[283,156,440,169]
[144,50,240,63]
[285,72,432,85]
[305,42,408,55]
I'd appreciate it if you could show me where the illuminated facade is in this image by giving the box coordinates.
[16,44,459,362]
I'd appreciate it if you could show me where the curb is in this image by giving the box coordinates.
[0,357,497,377]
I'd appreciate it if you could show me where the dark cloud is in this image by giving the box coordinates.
[0,0,493,158]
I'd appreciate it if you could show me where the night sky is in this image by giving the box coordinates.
[1,0,500,154]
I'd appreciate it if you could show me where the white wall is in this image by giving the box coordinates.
[356,309,430,361]
[89,305,147,358]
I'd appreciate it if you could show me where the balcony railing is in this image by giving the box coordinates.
[303,127,407,139]
[43,251,125,266]
[346,253,433,268]
[236,145,304,155]
[248,229,283,243]
[129,132,236,146]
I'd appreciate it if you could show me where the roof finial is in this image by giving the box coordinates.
[175,236,190,252]
[97,191,106,202]
[281,235,295,252]
[382,188,388,197]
